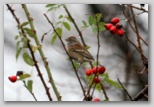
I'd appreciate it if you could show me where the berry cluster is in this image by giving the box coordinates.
[105,17,124,37]
[85,66,106,84]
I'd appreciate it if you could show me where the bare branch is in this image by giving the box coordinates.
[118,78,133,101]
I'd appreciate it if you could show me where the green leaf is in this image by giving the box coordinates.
[82,62,87,66]
[56,27,62,37]
[47,7,58,12]
[16,41,20,50]
[73,61,80,69]
[88,75,95,87]
[21,22,29,27]
[58,4,63,8]
[88,16,94,26]
[103,99,109,101]
[104,78,122,89]
[66,16,72,23]
[19,31,23,37]
[15,35,19,40]
[84,46,91,50]
[99,22,105,31]
[82,20,86,26]
[93,27,98,33]
[27,80,33,92]
[58,15,63,19]
[92,61,100,66]
[46,4,56,7]
[56,21,62,25]
[23,52,34,66]
[63,22,71,31]
[16,47,22,61]
[96,13,102,22]
[23,28,35,38]
[18,73,31,80]
[21,37,28,48]
[95,83,101,92]
[51,34,57,45]
[101,73,109,78]
[31,45,41,53]
[93,18,97,25]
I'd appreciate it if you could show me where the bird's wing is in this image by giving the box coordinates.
[71,44,94,59]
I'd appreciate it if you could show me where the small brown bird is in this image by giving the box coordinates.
[65,36,94,63]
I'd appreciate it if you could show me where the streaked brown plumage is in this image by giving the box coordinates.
[65,36,94,63]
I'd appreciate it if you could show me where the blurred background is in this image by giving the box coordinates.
[4,4,148,101]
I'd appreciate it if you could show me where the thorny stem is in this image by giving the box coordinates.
[6,4,53,101]
[118,78,133,101]
[23,80,37,101]
[129,5,145,62]
[44,14,87,99]
[21,4,61,101]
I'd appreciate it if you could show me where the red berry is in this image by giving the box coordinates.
[105,23,113,30]
[117,29,124,37]
[86,68,92,76]
[8,76,17,83]
[111,17,120,24]
[92,66,99,74]
[98,66,106,74]
[92,98,100,102]
[116,23,122,29]
[110,26,117,34]
[93,77,100,84]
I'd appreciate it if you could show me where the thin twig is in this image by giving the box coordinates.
[132,85,148,101]
[121,11,145,21]
[21,4,61,101]
[126,4,148,13]
[143,94,148,100]
[124,32,147,60]
[41,29,52,43]
[100,82,109,100]
[122,5,148,46]
[63,5,86,47]
[6,4,53,101]
[91,84,96,97]
[23,81,37,101]
[117,78,133,101]
[129,4,145,62]
[89,15,108,100]
[62,5,94,68]
[44,13,87,99]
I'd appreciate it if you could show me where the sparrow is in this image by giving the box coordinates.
[65,36,94,63]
